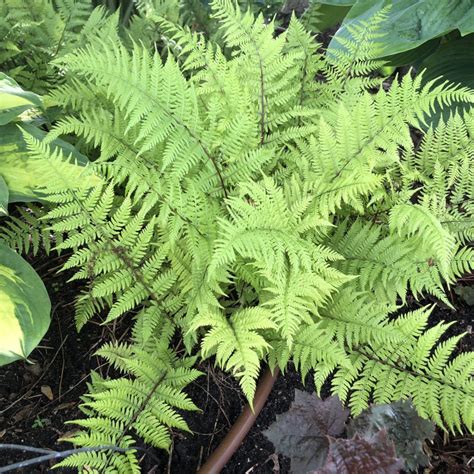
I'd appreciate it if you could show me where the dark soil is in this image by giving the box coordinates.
[0,255,473,473]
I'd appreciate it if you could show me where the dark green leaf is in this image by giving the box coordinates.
[421,34,474,89]
[454,285,474,306]
[315,0,355,5]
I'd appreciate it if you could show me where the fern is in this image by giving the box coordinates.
[56,327,201,472]
[11,2,474,471]
[0,204,63,255]
[0,0,118,92]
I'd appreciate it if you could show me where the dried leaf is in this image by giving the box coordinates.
[52,401,77,414]
[263,390,349,473]
[12,404,33,423]
[58,429,80,441]
[348,400,435,471]
[41,385,54,401]
[313,430,404,474]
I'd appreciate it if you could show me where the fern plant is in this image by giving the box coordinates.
[3,1,473,471]
[0,0,119,93]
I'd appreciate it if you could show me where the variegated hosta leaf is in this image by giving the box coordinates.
[0,72,42,125]
[0,243,51,366]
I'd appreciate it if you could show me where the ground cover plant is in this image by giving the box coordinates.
[0,0,473,472]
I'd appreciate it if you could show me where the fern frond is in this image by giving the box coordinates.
[192,307,276,402]
[56,340,201,472]
[307,306,473,432]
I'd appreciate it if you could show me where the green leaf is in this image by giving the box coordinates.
[0,122,91,203]
[382,37,441,67]
[418,34,474,127]
[316,0,356,5]
[0,73,43,125]
[329,0,474,57]
[0,243,51,367]
[314,3,352,31]
[0,176,9,215]
[421,34,474,90]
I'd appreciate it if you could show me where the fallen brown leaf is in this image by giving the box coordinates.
[41,385,54,401]
[12,405,33,423]
[53,401,76,413]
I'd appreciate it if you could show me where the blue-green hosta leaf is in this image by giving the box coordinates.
[421,34,474,90]
[0,73,43,125]
[0,175,8,215]
[417,34,474,126]
[0,244,51,366]
[0,122,93,203]
[329,0,474,57]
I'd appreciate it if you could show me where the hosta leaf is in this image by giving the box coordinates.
[421,34,474,90]
[0,243,51,366]
[0,122,93,202]
[313,430,404,474]
[0,73,43,125]
[329,0,474,57]
[263,390,349,472]
[0,175,8,215]
[316,0,355,5]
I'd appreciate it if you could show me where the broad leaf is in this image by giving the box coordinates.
[0,175,8,215]
[421,34,474,90]
[313,431,404,474]
[348,400,435,471]
[263,390,349,472]
[329,0,474,57]
[316,0,356,5]
[0,243,51,367]
[0,73,43,125]
[0,122,94,203]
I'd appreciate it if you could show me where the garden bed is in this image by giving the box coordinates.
[1,254,472,473]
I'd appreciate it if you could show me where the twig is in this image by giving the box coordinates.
[0,445,134,473]
[0,334,69,416]
[0,444,53,455]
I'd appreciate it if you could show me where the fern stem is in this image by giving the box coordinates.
[101,372,168,470]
